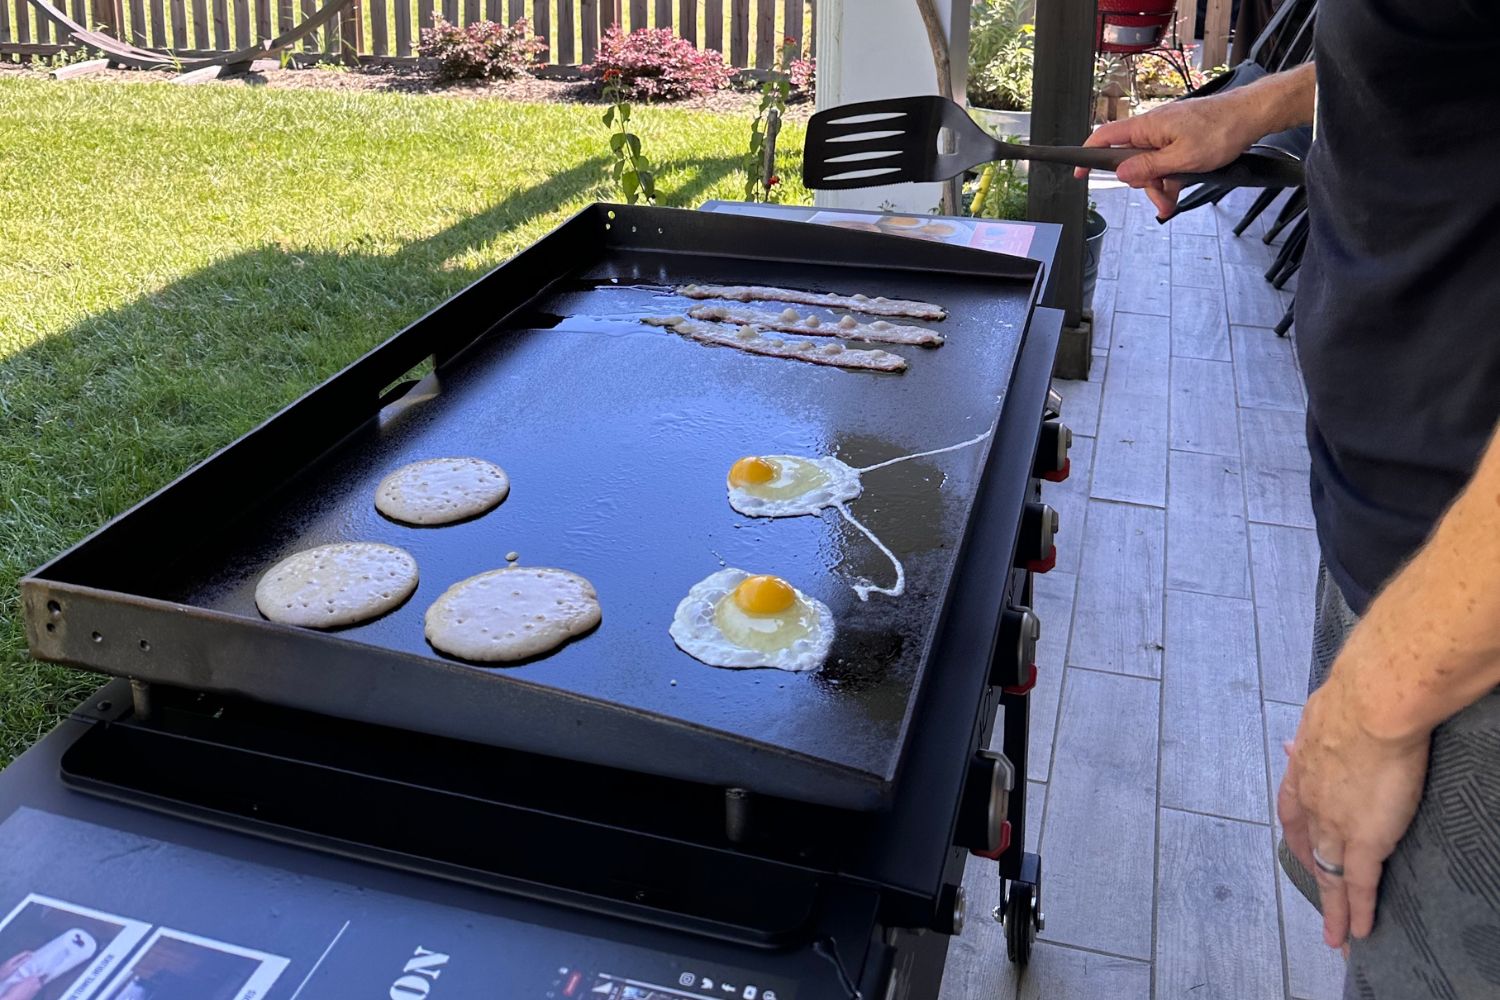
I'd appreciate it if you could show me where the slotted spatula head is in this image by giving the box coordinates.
[803,95,1308,192]
[802,96,1000,190]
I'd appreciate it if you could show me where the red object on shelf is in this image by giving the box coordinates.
[1096,0,1178,54]
[1041,457,1071,484]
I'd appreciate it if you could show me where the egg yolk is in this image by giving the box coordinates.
[733,575,797,615]
[729,456,778,488]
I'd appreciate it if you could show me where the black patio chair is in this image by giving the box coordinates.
[1171,0,1317,219]
[1254,185,1307,241]
[1266,210,1309,288]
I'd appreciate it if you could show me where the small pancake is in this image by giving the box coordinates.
[255,542,418,628]
[425,567,601,662]
[375,457,510,526]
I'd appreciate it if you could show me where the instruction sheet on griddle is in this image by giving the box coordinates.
[0,808,798,1000]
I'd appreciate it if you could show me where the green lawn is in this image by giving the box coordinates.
[0,76,807,766]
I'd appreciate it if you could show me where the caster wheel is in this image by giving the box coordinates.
[1004,883,1037,967]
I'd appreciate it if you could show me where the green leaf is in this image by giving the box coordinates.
[625,134,641,159]
[634,155,651,171]
[610,132,627,153]
[639,171,655,195]
[622,171,639,196]
[602,107,615,127]
[611,160,625,181]
[620,103,631,122]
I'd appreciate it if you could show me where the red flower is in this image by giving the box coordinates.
[783,35,795,44]
[768,175,780,185]
[603,68,622,81]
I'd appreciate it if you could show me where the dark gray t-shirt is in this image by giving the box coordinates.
[1299,0,1500,614]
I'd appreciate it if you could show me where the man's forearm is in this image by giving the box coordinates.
[1342,423,1500,742]
[1225,62,1317,137]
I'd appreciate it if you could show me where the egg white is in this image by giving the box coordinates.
[727,455,862,518]
[669,568,834,671]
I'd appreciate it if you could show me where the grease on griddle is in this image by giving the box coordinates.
[817,627,906,693]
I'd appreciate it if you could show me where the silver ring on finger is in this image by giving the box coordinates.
[1312,846,1345,878]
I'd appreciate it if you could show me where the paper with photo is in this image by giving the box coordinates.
[806,211,1034,255]
[0,893,150,1000]
[95,929,288,1000]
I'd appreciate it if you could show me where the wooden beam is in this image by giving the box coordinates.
[728,0,746,66]
[369,0,386,53]
[579,0,596,57]
[531,0,547,52]
[782,0,800,50]
[1201,0,1230,68]
[149,0,165,46]
[704,0,720,50]
[754,0,771,68]
[556,0,572,62]
[393,0,408,53]
[1028,0,1097,339]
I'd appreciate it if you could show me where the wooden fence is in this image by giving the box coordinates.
[0,0,814,67]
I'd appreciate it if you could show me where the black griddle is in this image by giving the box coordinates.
[22,205,1042,812]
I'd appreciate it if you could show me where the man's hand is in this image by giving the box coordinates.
[1073,63,1317,218]
[1279,663,1429,948]
[1072,94,1267,218]
[0,955,30,981]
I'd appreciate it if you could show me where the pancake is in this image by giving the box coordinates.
[424,567,601,662]
[255,542,418,628]
[375,457,510,526]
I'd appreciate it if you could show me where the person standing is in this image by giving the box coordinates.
[1077,3,1500,996]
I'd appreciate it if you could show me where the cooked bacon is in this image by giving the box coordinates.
[678,283,946,320]
[686,304,943,347]
[642,316,907,373]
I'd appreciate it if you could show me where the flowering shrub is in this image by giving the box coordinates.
[788,55,815,98]
[419,16,547,81]
[586,26,732,101]
[1132,52,1207,97]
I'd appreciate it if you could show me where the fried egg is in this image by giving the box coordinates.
[726,454,862,517]
[669,568,834,671]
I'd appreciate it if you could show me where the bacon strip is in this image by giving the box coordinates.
[642,316,907,373]
[678,283,947,321]
[686,304,943,347]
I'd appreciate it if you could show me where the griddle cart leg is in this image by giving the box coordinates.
[994,571,1042,967]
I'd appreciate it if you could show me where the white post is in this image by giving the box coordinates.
[814,0,967,214]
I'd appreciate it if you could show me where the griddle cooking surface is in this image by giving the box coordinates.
[159,250,1027,787]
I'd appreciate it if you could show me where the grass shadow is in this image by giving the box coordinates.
[0,153,634,763]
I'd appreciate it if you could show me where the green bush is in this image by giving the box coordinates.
[968,0,1034,111]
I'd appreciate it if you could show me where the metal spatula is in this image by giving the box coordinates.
[803,95,1305,190]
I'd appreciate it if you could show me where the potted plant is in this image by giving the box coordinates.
[1081,200,1109,315]
[968,159,1111,317]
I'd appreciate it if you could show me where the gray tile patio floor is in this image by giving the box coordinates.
[938,182,1345,1000]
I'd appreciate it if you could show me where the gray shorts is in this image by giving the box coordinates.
[1283,563,1500,999]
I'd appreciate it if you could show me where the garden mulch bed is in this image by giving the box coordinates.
[0,59,814,117]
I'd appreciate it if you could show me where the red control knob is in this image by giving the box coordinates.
[1034,421,1073,482]
[957,750,1015,856]
[991,607,1039,689]
[1015,503,1060,573]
